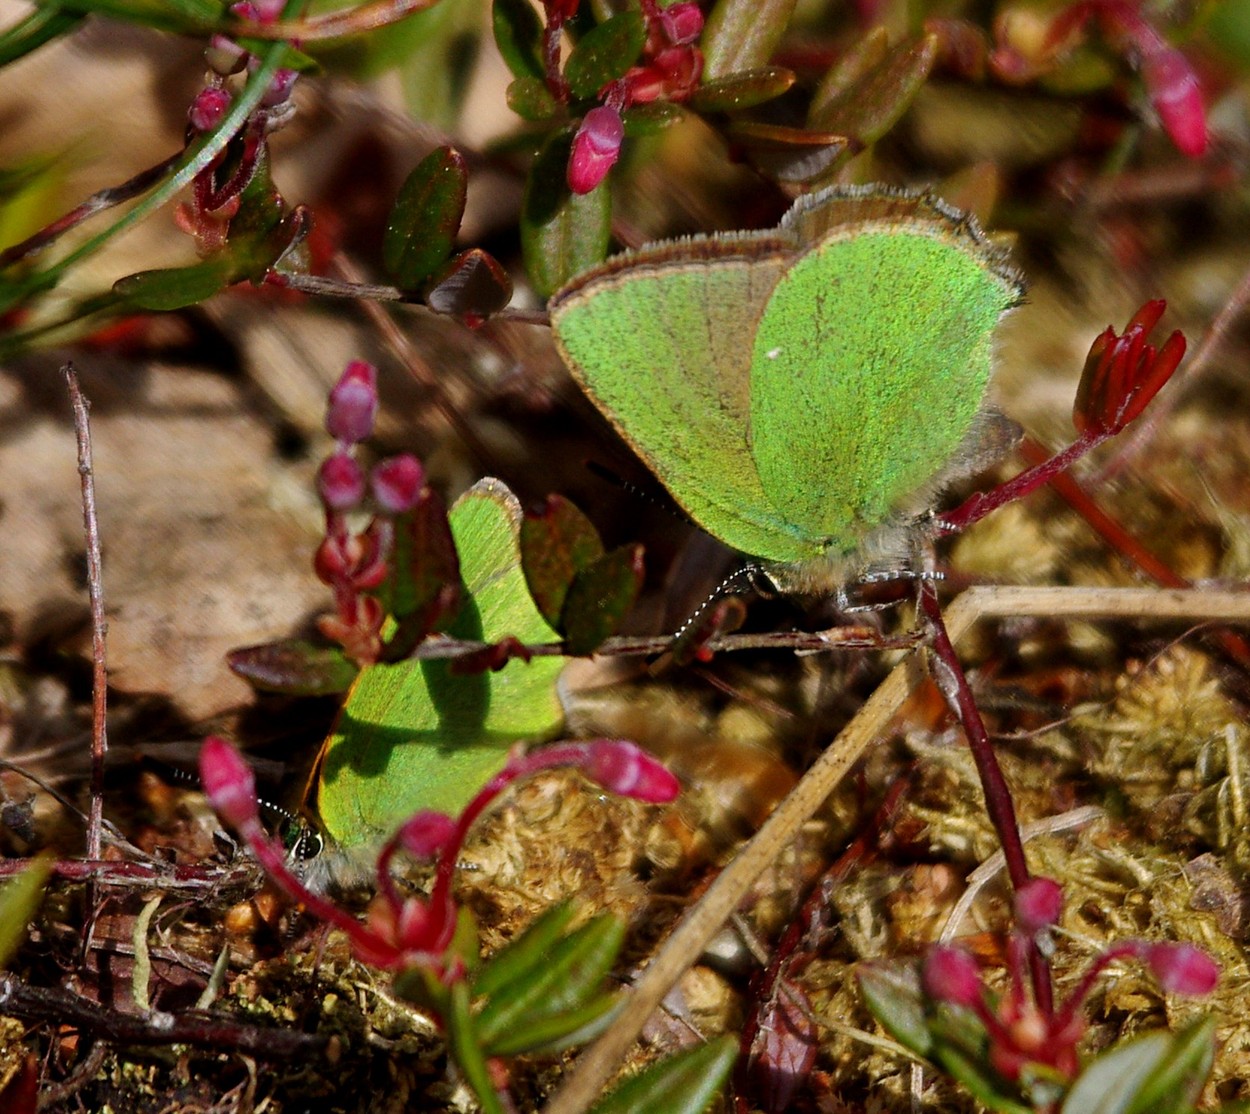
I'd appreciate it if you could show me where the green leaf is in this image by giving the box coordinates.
[492,0,545,80]
[561,544,644,655]
[485,990,619,1056]
[520,495,606,630]
[1124,1017,1216,1114]
[1063,1032,1176,1114]
[808,26,889,124]
[587,1034,738,1114]
[521,130,612,299]
[472,901,579,1000]
[0,858,51,970]
[701,0,796,82]
[382,147,468,290]
[621,101,684,136]
[312,479,564,848]
[446,980,508,1114]
[563,10,646,100]
[474,914,625,1049]
[112,255,239,311]
[687,66,795,114]
[45,0,221,34]
[0,7,84,66]
[856,963,933,1058]
[507,74,560,120]
[226,639,359,695]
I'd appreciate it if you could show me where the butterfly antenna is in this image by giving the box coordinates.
[585,460,695,525]
[674,565,759,640]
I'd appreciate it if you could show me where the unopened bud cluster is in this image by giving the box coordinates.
[563,0,705,194]
[315,360,426,663]
[920,876,1219,1086]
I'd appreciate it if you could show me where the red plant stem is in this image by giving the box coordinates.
[64,366,106,863]
[937,431,1103,536]
[733,773,913,1114]
[1017,437,1184,586]
[919,581,1054,1016]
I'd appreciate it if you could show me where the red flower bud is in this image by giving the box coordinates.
[318,452,366,511]
[922,946,983,1007]
[567,107,624,194]
[189,87,232,132]
[326,360,378,444]
[198,736,260,832]
[371,454,424,514]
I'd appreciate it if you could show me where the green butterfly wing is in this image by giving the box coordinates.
[749,223,1021,552]
[551,235,821,563]
[314,478,564,849]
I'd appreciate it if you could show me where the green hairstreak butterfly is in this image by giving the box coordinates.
[548,185,1024,591]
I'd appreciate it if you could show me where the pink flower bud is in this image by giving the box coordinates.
[1015,876,1064,936]
[659,2,703,45]
[326,360,378,443]
[567,107,624,195]
[206,35,248,76]
[1147,943,1219,996]
[395,811,457,860]
[371,455,424,514]
[581,740,680,802]
[189,87,232,132]
[318,452,366,510]
[262,67,299,108]
[921,946,983,1007]
[1141,46,1207,158]
[198,736,260,831]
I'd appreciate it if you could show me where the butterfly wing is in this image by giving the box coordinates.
[749,222,1021,555]
[551,233,819,562]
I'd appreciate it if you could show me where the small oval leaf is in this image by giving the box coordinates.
[807,34,938,148]
[423,248,513,323]
[492,0,545,80]
[687,66,795,113]
[564,9,646,100]
[382,146,468,289]
[506,74,560,120]
[724,119,849,183]
[561,544,644,655]
[520,494,606,630]
[227,639,359,695]
[472,901,579,1001]
[621,101,684,136]
[113,255,238,311]
[701,0,797,81]
[522,130,612,298]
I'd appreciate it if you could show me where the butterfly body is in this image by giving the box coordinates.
[549,185,1023,590]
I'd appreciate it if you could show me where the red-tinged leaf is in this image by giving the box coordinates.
[670,594,747,667]
[701,0,797,81]
[380,487,462,660]
[923,17,989,79]
[748,979,819,1113]
[382,146,468,290]
[809,34,937,152]
[687,66,795,113]
[522,130,612,298]
[561,543,644,655]
[423,248,513,325]
[723,119,848,183]
[809,25,888,122]
[563,9,646,100]
[226,638,359,695]
[492,0,544,81]
[506,74,560,120]
[520,494,606,629]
